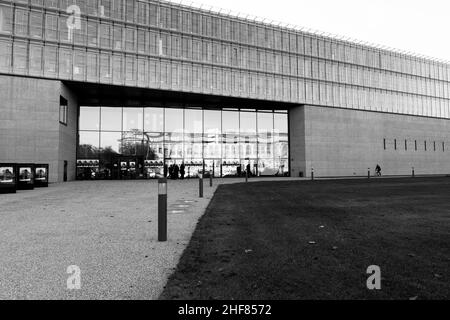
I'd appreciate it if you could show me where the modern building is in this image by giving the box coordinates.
[0,0,449,182]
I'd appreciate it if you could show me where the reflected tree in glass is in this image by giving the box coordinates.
[78,131,100,159]
[121,130,145,156]
[164,108,184,159]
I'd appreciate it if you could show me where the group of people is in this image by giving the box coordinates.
[236,164,253,177]
[165,163,186,180]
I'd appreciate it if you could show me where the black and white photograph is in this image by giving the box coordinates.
[0,0,448,314]
[18,167,33,183]
[0,166,14,184]
[35,168,47,181]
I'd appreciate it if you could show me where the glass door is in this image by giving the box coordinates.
[204,159,222,178]
[242,159,258,177]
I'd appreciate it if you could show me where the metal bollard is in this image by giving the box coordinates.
[210,170,213,187]
[199,173,203,198]
[158,178,167,242]
[368,168,371,179]
[245,170,248,183]
[311,168,314,181]
[412,167,415,178]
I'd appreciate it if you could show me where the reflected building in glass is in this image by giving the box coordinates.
[1,0,450,181]
[78,106,288,178]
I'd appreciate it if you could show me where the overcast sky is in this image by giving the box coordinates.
[169,0,450,61]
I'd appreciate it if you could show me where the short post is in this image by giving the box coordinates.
[158,178,167,242]
[311,168,314,181]
[368,168,371,179]
[209,170,213,187]
[412,167,415,178]
[199,173,203,198]
[245,170,248,183]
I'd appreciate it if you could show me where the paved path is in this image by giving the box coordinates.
[0,177,297,300]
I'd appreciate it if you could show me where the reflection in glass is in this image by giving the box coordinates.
[204,159,222,177]
[143,132,164,160]
[274,113,288,133]
[184,109,202,159]
[258,159,277,176]
[144,107,164,161]
[165,108,184,159]
[240,111,257,159]
[98,131,121,179]
[121,131,144,156]
[274,113,289,159]
[222,111,239,160]
[78,131,100,158]
[274,158,289,176]
[144,107,164,132]
[123,107,143,131]
[222,159,240,177]
[184,159,204,178]
[257,112,274,160]
[79,107,100,130]
[165,108,184,132]
[204,110,221,159]
[184,109,203,134]
[77,106,290,178]
[101,107,122,131]
[100,131,121,153]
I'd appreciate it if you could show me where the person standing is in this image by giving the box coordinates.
[174,164,180,180]
[180,163,185,180]
[246,163,251,177]
[168,164,173,179]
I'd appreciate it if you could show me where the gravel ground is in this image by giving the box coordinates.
[0,177,297,300]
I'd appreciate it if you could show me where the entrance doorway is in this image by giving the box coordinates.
[243,159,258,177]
[114,156,144,180]
[204,159,222,178]
[63,161,68,182]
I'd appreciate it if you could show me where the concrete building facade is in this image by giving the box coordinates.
[0,0,449,182]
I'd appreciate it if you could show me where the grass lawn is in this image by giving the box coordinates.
[160,178,450,300]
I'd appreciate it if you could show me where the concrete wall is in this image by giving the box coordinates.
[0,75,77,183]
[59,82,78,182]
[290,105,450,177]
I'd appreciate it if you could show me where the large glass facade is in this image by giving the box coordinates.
[77,106,289,179]
[0,0,449,119]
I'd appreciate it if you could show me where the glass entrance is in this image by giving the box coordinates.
[78,106,290,180]
[242,159,258,177]
[204,159,221,178]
